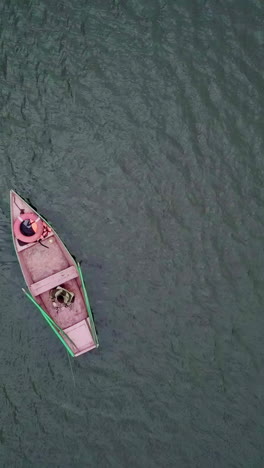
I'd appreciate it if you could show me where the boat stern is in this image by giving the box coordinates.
[63,319,97,357]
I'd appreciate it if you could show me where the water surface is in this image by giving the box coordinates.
[0,1,264,467]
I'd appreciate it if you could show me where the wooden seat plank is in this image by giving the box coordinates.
[30,265,78,296]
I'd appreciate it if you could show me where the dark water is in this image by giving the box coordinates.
[0,1,264,466]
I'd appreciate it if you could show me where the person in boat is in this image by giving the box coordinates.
[50,287,75,309]
[19,218,51,243]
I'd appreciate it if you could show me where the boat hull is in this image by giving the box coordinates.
[10,190,98,357]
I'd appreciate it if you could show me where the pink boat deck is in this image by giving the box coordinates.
[10,191,97,356]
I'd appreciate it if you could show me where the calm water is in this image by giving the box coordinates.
[0,1,264,467]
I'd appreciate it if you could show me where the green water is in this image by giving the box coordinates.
[0,1,264,466]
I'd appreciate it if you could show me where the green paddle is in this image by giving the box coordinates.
[77,262,99,347]
[22,288,75,357]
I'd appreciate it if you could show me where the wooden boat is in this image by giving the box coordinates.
[10,190,99,357]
